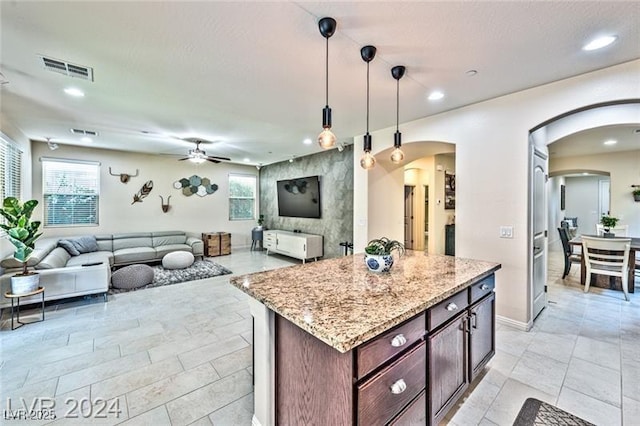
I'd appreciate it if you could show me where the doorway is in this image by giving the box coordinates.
[404,186,414,249]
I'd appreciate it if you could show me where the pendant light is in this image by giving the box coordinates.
[390,65,406,164]
[318,17,337,149]
[360,45,377,170]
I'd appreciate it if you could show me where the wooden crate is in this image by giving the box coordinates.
[202,232,231,257]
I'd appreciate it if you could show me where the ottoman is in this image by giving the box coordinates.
[111,264,154,289]
[162,251,194,270]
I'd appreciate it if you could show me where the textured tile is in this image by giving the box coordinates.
[621,360,640,400]
[482,350,519,388]
[572,335,621,370]
[526,331,577,364]
[447,379,500,425]
[166,370,253,425]
[211,346,253,378]
[57,351,150,395]
[178,335,249,370]
[484,379,556,426]
[188,416,214,426]
[623,396,640,426]
[117,405,169,425]
[557,386,621,426]
[579,317,620,345]
[209,393,253,426]
[494,326,535,357]
[564,357,621,407]
[147,331,220,363]
[126,363,220,417]
[91,356,183,401]
[510,350,568,397]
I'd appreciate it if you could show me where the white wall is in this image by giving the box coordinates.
[354,59,640,326]
[30,142,260,248]
[565,176,605,236]
[551,149,640,237]
[547,175,565,250]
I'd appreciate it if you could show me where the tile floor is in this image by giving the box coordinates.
[1,248,638,425]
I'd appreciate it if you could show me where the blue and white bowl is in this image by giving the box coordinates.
[365,254,394,273]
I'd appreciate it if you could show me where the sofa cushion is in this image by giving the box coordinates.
[113,247,156,265]
[155,244,193,258]
[66,251,114,267]
[35,247,72,269]
[73,236,99,253]
[112,233,153,251]
[95,235,113,252]
[58,239,80,256]
[0,238,58,268]
[152,233,187,247]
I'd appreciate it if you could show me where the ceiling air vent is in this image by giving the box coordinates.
[70,128,98,136]
[40,56,94,81]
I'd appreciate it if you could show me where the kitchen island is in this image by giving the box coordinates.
[230,250,501,426]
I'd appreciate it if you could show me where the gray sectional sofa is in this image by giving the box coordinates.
[0,231,204,308]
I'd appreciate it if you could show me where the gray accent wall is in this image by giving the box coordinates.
[259,145,354,259]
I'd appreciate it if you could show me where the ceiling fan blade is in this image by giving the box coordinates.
[206,158,221,163]
[178,157,190,161]
[208,155,231,161]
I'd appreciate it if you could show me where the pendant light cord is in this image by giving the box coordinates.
[366,61,370,132]
[396,79,399,132]
[325,37,329,106]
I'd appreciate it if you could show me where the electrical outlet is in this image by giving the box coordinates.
[500,226,514,238]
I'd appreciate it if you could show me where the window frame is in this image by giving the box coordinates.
[228,173,257,221]
[41,157,101,228]
[0,132,23,232]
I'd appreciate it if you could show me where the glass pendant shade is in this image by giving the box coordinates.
[318,128,336,149]
[360,151,376,169]
[390,148,404,164]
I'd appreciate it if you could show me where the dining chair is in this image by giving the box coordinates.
[558,227,581,279]
[582,236,631,301]
[596,224,629,237]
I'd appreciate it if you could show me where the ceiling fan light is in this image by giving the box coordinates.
[190,157,206,164]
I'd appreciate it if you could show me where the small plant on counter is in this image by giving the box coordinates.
[364,237,405,273]
[633,188,640,202]
[600,215,619,231]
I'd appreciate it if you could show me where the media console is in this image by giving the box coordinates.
[263,230,323,263]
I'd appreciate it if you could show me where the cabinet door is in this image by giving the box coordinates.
[276,234,306,256]
[469,293,495,380]
[428,314,468,425]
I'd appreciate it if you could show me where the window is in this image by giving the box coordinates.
[229,174,256,220]
[42,158,100,226]
[0,133,22,230]
[0,133,22,202]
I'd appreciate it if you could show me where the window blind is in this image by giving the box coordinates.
[0,135,22,230]
[229,174,256,220]
[42,159,100,226]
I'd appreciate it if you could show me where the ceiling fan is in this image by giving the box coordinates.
[179,140,231,164]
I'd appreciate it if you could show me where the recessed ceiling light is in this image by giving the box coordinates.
[582,172,589,176]
[303,138,312,145]
[243,158,251,162]
[428,91,444,101]
[603,139,617,145]
[81,136,92,143]
[583,35,617,51]
[64,87,85,97]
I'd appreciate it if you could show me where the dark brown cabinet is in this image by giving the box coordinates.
[470,293,495,380]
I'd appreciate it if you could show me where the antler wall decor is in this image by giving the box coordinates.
[109,167,139,183]
[159,195,171,213]
[132,180,153,204]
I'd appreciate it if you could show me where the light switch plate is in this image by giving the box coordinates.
[500,226,514,238]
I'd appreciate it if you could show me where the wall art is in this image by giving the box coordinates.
[173,175,218,197]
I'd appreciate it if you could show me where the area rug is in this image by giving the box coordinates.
[513,398,594,426]
[110,260,232,294]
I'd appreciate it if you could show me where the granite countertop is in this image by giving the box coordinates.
[229,250,501,353]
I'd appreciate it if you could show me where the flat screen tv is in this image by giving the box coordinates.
[276,175,321,218]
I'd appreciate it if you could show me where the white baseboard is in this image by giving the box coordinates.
[496,315,533,331]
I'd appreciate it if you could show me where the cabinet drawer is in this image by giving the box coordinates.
[356,313,425,379]
[427,290,468,332]
[357,342,426,426]
[389,390,426,425]
[471,275,495,303]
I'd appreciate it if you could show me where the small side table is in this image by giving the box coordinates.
[4,287,45,330]
[251,228,263,251]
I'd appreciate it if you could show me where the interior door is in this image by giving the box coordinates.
[531,147,548,320]
[404,186,414,250]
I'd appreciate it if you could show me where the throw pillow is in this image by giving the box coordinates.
[58,239,80,256]
[71,236,99,254]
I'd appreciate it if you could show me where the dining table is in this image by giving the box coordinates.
[569,234,640,294]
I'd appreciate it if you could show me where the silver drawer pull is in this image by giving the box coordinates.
[390,334,407,347]
[480,284,490,290]
[446,302,458,311]
[390,379,407,395]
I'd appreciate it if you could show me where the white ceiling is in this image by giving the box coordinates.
[1,1,639,166]
[549,124,640,158]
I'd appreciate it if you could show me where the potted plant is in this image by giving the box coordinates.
[364,237,405,273]
[633,188,640,202]
[600,215,619,237]
[0,197,43,294]
[256,214,265,230]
